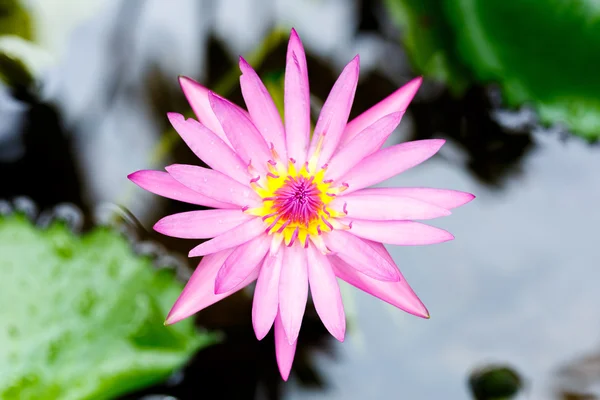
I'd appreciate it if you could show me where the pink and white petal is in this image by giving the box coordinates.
[252,251,283,340]
[325,112,403,180]
[178,76,232,147]
[323,229,400,282]
[215,234,271,294]
[239,57,287,159]
[348,219,454,245]
[330,241,429,318]
[354,187,475,210]
[329,194,450,221]
[278,244,308,344]
[340,76,422,147]
[167,113,250,184]
[165,248,258,325]
[308,55,360,166]
[339,139,445,194]
[307,243,345,341]
[153,209,253,239]
[208,92,272,172]
[165,164,261,208]
[127,170,234,209]
[188,217,265,257]
[274,310,297,381]
[284,29,310,166]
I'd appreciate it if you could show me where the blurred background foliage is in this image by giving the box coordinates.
[1,0,599,399]
[387,0,600,140]
[0,210,211,400]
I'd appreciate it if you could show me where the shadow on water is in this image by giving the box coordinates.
[0,86,85,211]
[409,86,535,187]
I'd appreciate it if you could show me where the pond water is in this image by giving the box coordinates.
[287,128,600,399]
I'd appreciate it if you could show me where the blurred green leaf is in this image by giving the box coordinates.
[384,0,470,94]
[0,0,33,39]
[387,0,600,139]
[0,214,215,400]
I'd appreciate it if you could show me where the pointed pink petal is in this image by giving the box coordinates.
[208,92,272,173]
[308,55,360,166]
[165,248,258,325]
[165,164,260,208]
[323,230,400,282]
[307,243,345,341]
[188,217,265,257]
[330,241,429,318]
[339,139,445,194]
[128,170,233,209]
[215,234,271,294]
[239,57,287,160]
[330,194,450,221]
[278,244,308,344]
[153,209,253,239]
[178,76,232,147]
[252,251,283,340]
[284,29,310,166]
[274,310,297,381]
[167,113,251,184]
[347,219,454,245]
[340,76,422,147]
[325,112,403,180]
[354,187,476,210]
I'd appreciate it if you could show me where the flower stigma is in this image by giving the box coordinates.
[246,143,349,248]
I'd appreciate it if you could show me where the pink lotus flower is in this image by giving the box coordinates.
[129,29,474,380]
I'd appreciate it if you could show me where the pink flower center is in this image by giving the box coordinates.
[271,175,323,227]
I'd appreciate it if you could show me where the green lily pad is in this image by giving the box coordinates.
[0,213,215,400]
[387,0,600,139]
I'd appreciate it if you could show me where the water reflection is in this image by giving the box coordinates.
[410,86,535,187]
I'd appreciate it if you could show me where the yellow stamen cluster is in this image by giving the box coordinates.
[247,158,346,248]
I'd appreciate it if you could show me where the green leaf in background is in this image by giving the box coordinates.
[387,0,600,140]
[0,0,33,39]
[384,0,471,94]
[0,214,215,400]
